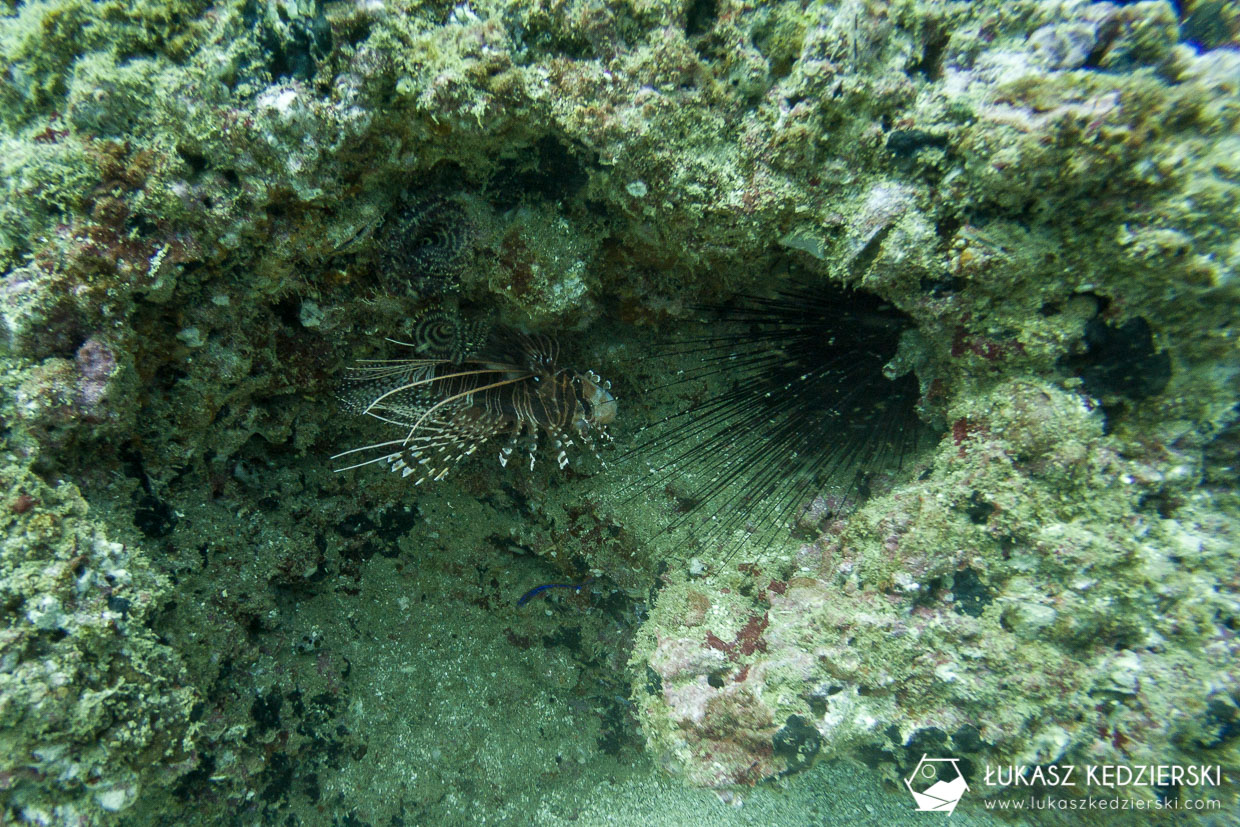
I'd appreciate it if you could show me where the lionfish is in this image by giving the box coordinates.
[334,313,617,485]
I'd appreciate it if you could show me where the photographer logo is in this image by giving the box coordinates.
[905,755,969,816]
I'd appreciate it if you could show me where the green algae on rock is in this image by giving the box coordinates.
[0,0,1237,822]
[0,451,198,822]
[632,379,1240,798]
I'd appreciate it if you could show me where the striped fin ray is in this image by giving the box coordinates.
[386,407,508,485]
[338,360,441,416]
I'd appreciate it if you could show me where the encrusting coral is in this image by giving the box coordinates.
[632,378,1240,797]
[0,0,1237,823]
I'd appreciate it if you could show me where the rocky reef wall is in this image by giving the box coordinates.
[0,0,1237,823]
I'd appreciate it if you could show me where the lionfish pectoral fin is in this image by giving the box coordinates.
[498,423,521,467]
[524,425,539,471]
[551,433,571,470]
[331,436,415,472]
[404,373,534,437]
[361,367,512,418]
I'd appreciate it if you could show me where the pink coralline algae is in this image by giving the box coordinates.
[15,336,128,449]
[73,337,119,416]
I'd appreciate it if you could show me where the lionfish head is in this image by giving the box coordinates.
[575,369,617,430]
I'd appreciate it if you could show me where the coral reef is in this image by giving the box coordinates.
[632,378,1240,796]
[0,0,1236,822]
[0,450,197,821]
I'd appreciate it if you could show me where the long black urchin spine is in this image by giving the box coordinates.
[624,284,924,560]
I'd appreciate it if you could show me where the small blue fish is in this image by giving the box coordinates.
[517,577,595,607]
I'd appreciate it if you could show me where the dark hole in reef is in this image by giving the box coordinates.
[258,752,295,805]
[134,494,178,538]
[921,274,963,296]
[685,0,718,37]
[125,212,159,238]
[250,689,283,735]
[1082,16,1123,69]
[1060,296,1171,422]
[932,215,962,240]
[542,625,583,651]
[272,296,303,328]
[176,145,208,175]
[244,0,333,82]
[488,135,591,210]
[886,129,949,158]
[500,482,533,515]
[375,508,418,546]
[963,491,995,524]
[1196,695,1240,749]
[333,8,374,48]
[952,723,986,752]
[902,729,966,782]
[592,584,636,625]
[338,512,376,538]
[856,743,898,769]
[244,610,274,642]
[173,751,217,801]
[908,23,950,79]
[952,567,993,618]
[0,594,23,618]
[645,665,663,695]
[773,714,823,775]
[1139,491,1183,518]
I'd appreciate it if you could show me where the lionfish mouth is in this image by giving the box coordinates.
[580,370,618,426]
[333,318,615,485]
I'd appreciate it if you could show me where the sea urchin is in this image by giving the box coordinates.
[621,282,926,561]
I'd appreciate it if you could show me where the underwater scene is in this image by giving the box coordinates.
[1,0,1238,824]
